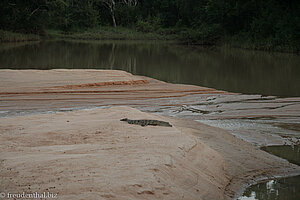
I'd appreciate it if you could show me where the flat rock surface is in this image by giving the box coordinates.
[0,106,299,200]
[0,69,148,93]
[1,69,300,199]
[0,69,225,113]
[0,69,299,146]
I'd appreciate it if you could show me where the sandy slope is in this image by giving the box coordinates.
[0,106,299,200]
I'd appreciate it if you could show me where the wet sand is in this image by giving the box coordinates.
[0,69,300,199]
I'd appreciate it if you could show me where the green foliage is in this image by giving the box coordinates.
[115,4,138,27]
[0,0,49,33]
[179,24,223,45]
[48,0,99,31]
[0,30,40,42]
[0,0,299,52]
[136,15,162,32]
[45,26,168,40]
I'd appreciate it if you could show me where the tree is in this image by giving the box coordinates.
[99,0,137,27]
[0,0,51,32]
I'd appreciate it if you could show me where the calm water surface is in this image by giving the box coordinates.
[261,145,300,166]
[0,40,299,97]
[238,145,300,200]
[238,175,300,200]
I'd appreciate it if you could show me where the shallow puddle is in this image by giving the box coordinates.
[238,175,300,200]
[261,145,300,166]
[238,145,300,199]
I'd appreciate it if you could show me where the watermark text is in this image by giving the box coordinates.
[0,192,58,199]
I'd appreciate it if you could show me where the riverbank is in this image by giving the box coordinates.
[0,69,300,199]
[45,28,300,53]
[0,28,170,43]
[1,28,298,53]
[46,28,172,41]
[0,30,40,42]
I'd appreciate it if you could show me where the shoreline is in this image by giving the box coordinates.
[234,171,300,199]
[0,30,40,43]
[1,29,299,54]
[0,69,300,199]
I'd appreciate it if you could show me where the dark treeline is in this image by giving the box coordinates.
[1,0,299,50]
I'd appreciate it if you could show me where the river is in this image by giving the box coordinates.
[1,40,300,97]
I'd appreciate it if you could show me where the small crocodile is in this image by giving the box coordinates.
[120,118,172,127]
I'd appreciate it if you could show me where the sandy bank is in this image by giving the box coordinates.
[1,69,299,147]
[0,69,300,199]
[0,69,225,113]
[0,106,299,200]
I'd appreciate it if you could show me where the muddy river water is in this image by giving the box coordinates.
[1,40,300,96]
[0,40,300,199]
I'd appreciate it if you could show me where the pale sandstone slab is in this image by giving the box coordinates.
[0,69,300,199]
[0,107,299,200]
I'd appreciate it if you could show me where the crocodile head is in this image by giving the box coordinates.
[120,118,129,121]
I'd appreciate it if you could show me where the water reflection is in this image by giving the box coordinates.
[0,40,299,96]
[238,175,300,200]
